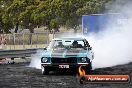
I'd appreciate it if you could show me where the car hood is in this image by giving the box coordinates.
[42,49,88,58]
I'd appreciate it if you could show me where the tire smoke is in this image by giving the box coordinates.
[88,2,132,69]
[29,50,43,69]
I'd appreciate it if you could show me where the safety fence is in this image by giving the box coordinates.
[0,32,82,50]
[0,33,49,50]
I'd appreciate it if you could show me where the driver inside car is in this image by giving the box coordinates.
[57,42,64,48]
[72,41,83,48]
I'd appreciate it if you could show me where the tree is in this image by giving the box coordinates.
[0,0,116,34]
[5,0,39,33]
[0,0,14,33]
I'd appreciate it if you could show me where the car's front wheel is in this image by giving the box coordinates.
[85,62,92,74]
[41,66,49,75]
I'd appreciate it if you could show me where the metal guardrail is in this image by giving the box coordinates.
[0,48,44,58]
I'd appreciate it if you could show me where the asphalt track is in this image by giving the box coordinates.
[0,62,132,88]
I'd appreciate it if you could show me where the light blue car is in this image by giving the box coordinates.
[41,38,94,75]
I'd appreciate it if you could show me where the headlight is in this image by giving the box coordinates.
[41,57,48,63]
[81,57,87,63]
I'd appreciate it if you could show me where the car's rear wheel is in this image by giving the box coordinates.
[41,66,49,75]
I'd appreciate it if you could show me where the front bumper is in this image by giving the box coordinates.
[41,63,89,70]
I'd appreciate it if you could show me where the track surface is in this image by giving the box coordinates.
[0,62,132,88]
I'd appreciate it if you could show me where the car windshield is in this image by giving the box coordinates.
[50,39,86,49]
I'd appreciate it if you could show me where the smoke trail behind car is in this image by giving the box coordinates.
[88,2,132,69]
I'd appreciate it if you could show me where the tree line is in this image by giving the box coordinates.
[0,0,127,34]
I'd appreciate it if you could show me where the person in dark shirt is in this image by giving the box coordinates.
[57,42,64,48]
[72,41,83,48]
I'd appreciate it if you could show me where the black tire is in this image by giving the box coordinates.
[75,67,80,76]
[42,67,49,75]
[85,62,92,74]
[79,76,87,84]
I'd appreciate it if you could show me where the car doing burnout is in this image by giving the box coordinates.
[41,38,94,75]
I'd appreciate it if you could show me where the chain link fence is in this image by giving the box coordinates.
[0,33,49,50]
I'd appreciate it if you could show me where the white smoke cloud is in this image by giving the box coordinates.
[29,50,43,69]
[88,27,132,69]
[88,2,132,69]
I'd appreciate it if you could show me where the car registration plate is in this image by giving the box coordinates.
[59,65,69,68]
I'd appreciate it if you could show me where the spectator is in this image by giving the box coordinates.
[57,42,64,48]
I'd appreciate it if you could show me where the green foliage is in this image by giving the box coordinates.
[0,0,116,33]
[50,19,59,29]
[0,0,14,33]
[76,0,106,15]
